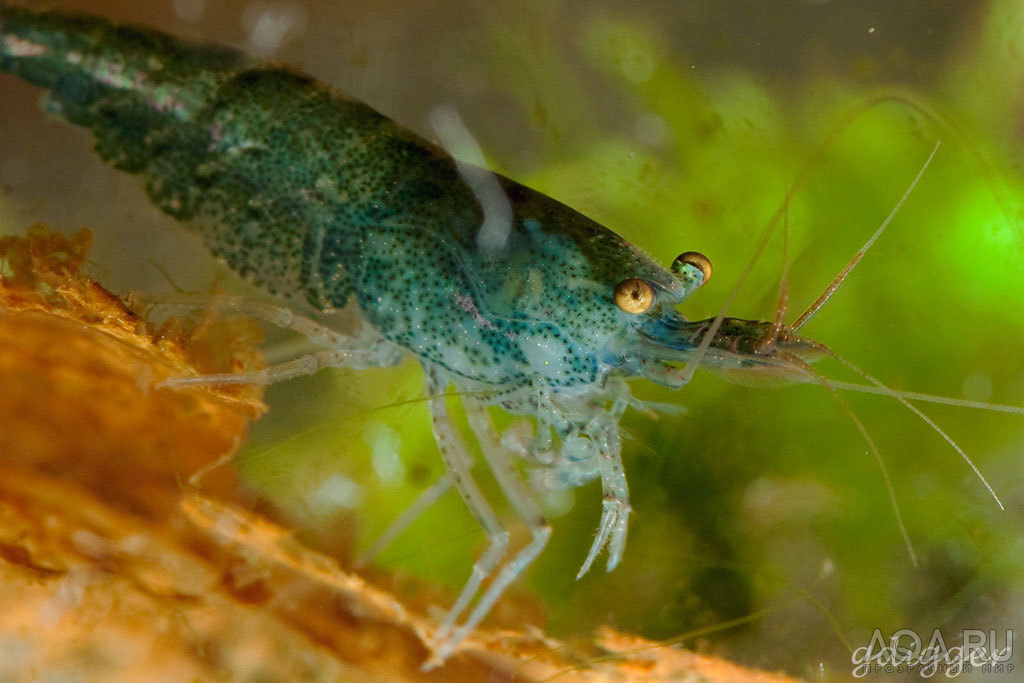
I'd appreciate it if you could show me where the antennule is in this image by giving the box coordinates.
[784,352,918,566]
[821,346,1005,511]
[792,140,941,331]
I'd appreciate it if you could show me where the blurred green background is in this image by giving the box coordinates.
[2,1,1023,679]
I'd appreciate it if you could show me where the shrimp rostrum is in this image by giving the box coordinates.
[0,5,1004,664]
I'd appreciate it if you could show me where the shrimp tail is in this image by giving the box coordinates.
[0,5,249,94]
[0,5,365,304]
[0,5,250,174]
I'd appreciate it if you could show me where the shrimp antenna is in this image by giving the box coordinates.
[792,141,940,331]
[679,98,912,383]
[818,345,1004,510]
[760,183,922,561]
[776,136,1003,505]
[784,353,919,566]
[823,381,1024,415]
[764,189,792,347]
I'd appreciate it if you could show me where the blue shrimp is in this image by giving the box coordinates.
[0,5,1005,665]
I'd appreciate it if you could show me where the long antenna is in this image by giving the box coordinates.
[827,380,1024,415]
[789,354,918,566]
[764,192,792,349]
[678,112,936,385]
[792,141,940,331]
[822,346,1004,510]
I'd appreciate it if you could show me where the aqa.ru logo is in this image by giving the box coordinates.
[852,628,1013,678]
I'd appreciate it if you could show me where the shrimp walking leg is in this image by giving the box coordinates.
[146,295,367,351]
[356,475,453,568]
[434,399,552,662]
[465,400,546,530]
[595,416,631,572]
[425,367,510,648]
[577,399,632,578]
[151,295,405,387]
[437,522,552,664]
[159,347,371,388]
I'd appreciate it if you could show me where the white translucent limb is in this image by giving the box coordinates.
[150,293,405,388]
[522,409,556,465]
[576,450,631,577]
[424,367,509,650]
[157,348,368,388]
[505,384,634,579]
[464,400,546,527]
[576,402,632,579]
[532,454,600,491]
[433,524,552,665]
[145,294,356,349]
[429,400,553,662]
[493,392,558,466]
[354,475,452,569]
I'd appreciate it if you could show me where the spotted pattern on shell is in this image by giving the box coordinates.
[0,7,693,388]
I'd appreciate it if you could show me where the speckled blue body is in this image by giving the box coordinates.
[0,5,710,392]
[0,5,825,663]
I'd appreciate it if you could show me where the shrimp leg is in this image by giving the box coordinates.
[152,296,404,388]
[356,475,453,568]
[576,395,632,578]
[431,400,552,661]
[159,348,370,388]
[147,295,358,349]
[424,367,509,651]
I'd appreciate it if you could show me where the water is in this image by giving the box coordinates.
[1,1,1022,678]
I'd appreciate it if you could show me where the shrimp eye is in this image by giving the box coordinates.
[671,251,713,285]
[614,277,655,314]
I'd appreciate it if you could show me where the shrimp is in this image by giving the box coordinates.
[0,5,1013,666]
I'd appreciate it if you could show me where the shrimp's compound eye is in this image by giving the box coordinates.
[614,277,655,314]
[672,251,713,285]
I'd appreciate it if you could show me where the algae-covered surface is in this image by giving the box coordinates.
[1,1,1023,680]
